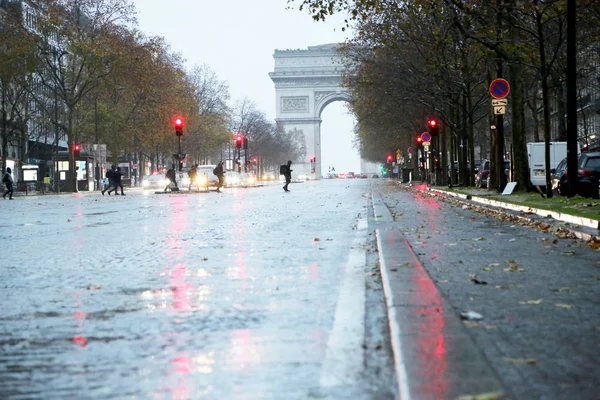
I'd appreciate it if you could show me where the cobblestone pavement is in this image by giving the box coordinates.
[373,180,600,400]
[0,180,395,400]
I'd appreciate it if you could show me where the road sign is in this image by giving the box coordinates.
[421,132,431,142]
[407,146,412,154]
[396,149,401,157]
[494,106,506,115]
[423,142,430,151]
[492,99,507,106]
[490,78,510,99]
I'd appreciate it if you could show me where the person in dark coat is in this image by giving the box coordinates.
[214,161,224,192]
[283,160,292,192]
[108,167,125,195]
[2,167,14,200]
[188,164,198,191]
[165,167,177,191]
[102,164,116,196]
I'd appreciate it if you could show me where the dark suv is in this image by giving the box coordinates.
[551,152,600,198]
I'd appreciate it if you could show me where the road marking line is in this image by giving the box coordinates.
[372,193,411,400]
[319,215,367,388]
[376,229,412,400]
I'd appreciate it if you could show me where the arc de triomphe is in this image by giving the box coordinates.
[269,43,350,178]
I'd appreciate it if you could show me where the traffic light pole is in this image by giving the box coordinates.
[178,136,182,171]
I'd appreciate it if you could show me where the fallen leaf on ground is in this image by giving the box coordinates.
[470,277,488,285]
[457,391,506,400]
[504,357,537,365]
[519,299,543,305]
[87,284,101,290]
[555,303,574,308]
[551,287,573,293]
[504,266,525,272]
[313,238,320,242]
[482,267,491,271]
[460,311,483,320]
[475,237,486,241]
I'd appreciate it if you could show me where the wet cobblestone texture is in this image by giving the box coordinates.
[374,180,600,400]
[0,180,395,400]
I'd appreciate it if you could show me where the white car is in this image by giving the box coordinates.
[142,174,167,190]
[195,165,219,189]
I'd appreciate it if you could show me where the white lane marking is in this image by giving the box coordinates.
[319,214,367,388]
[376,229,411,400]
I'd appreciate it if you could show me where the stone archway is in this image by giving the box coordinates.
[270,43,350,178]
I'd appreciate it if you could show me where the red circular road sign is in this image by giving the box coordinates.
[407,146,412,154]
[420,131,431,143]
[490,78,510,99]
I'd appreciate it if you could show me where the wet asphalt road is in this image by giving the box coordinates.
[0,179,395,400]
[1,178,599,400]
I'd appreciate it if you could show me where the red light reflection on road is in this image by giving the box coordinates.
[405,236,448,398]
[170,263,192,311]
[72,291,87,347]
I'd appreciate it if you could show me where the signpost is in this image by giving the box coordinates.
[490,78,510,192]
[421,132,431,143]
[490,78,510,99]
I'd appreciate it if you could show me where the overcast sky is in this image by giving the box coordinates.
[133,0,361,173]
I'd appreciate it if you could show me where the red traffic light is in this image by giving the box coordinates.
[235,135,243,148]
[427,118,439,136]
[74,144,81,151]
[387,155,393,162]
[174,117,184,136]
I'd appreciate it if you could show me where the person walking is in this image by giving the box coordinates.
[102,164,116,196]
[165,167,177,191]
[2,167,14,200]
[282,160,292,192]
[214,161,224,192]
[188,164,198,191]
[109,167,125,195]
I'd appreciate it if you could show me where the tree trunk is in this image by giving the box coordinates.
[509,62,526,191]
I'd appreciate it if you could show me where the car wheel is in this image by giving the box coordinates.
[558,177,568,196]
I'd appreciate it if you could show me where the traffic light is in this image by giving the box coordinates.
[235,135,243,149]
[178,159,183,171]
[387,155,393,163]
[73,144,81,158]
[427,118,439,136]
[415,134,424,149]
[243,137,248,150]
[175,118,183,136]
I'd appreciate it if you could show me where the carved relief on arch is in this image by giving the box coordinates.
[281,96,309,113]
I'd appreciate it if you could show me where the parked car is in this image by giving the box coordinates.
[551,152,600,198]
[550,157,568,195]
[475,160,490,188]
